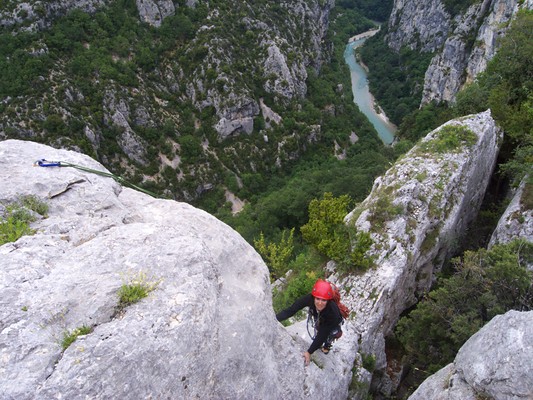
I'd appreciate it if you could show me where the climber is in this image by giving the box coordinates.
[276,279,343,366]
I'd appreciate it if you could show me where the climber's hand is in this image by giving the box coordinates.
[303,351,310,366]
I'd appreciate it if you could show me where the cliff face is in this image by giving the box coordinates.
[338,110,503,397]
[421,0,524,105]
[386,0,531,105]
[0,139,350,399]
[386,0,450,53]
[489,177,533,254]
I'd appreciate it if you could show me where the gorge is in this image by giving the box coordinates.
[2,106,531,398]
[0,0,532,399]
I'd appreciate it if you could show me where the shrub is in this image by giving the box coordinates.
[301,192,374,272]
[254,228,295,280]
[361,352,376,372]
[347,230,374,272]
[368,193,404,230]
[19,194,49,217]
[0,216,34,245]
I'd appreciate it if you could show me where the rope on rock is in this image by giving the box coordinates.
[307,309,317,340]
[34,159,158,198]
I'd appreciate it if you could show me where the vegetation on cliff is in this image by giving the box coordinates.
[396,240,533,376]
[363,9,533,395]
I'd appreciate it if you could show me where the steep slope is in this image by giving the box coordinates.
[0,139,350,399]
[335,110,503,397]
[385,0,532,105]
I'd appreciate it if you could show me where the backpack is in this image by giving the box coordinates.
[329,282,350,320]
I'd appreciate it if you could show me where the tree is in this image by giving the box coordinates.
[43,114,67,135]
[254,228,295,280]
[300,192,373,271]
[178,135,203,163]
[135,46,157,71]
[395,239,533,375]
[478,10,533,185]
[300,193,352,253]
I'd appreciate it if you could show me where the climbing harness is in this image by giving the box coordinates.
[34,159,158,198]
[306,308,343,343]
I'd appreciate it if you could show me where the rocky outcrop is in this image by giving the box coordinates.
[259,98,282,129]
[336,110,502,397]
[102,91,149,165]
[386,0,450,53]
[408,310,533,400]
[489,177,533,259]
[464,0,517,83]
[386,0,531,105]
[135,0,175,27]
[0,0,176,30]
[0,139,349,399]
[212,96,259,139]
[262,41,308,100]
[421,0,524,105]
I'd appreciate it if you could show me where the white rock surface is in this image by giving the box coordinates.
[489,177,533,253]
[338,110,503,395]
[135,0,175,27]
[408,310,533,400]
[0,139,350,399]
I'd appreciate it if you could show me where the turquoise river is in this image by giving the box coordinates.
[344,38,396,145]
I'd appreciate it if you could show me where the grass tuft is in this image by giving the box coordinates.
[61,325,93,350]
[117,271,161,310]
[0,195,48,245]
[419,124,478,154]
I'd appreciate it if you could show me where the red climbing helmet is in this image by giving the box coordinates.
[311,279,333,300]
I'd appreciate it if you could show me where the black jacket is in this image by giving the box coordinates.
[276,293,342,354]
